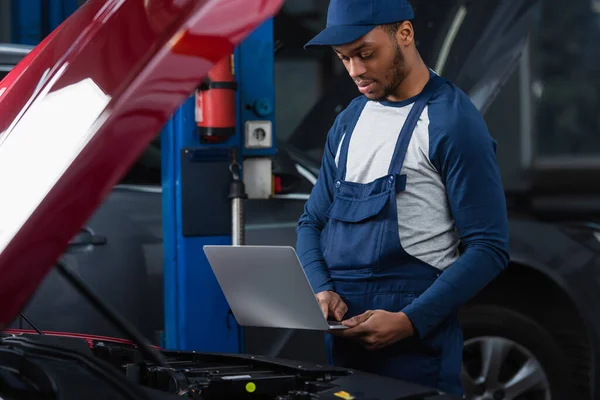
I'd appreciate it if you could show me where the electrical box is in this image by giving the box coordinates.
[243,158,273,199]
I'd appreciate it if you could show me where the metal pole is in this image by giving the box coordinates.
[229,150,247,246]
[231,196,245,246]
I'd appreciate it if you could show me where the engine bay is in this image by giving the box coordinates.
[0,332,459,400]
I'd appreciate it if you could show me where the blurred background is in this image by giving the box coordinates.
[2,0,600,399]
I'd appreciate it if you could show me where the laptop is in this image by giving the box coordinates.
[203,245,348,331]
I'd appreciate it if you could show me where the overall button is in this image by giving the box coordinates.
[388,175,395,183]
[335,181,341,188]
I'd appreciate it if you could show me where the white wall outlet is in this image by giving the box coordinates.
[245,120,273,149]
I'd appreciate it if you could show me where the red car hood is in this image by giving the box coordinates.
[0,0,282,326]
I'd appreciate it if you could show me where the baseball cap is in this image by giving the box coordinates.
[304,0,415,49]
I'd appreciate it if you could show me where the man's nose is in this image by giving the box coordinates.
[347,59,366,79]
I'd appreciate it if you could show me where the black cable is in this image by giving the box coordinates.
[55,262,171,371]
[19,313,44,335]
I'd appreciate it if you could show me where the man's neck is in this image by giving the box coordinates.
[386,57,431,102]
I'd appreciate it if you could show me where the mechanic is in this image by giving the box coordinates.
[295,0,510,396]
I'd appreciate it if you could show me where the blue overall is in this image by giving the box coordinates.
[320,75,464,396]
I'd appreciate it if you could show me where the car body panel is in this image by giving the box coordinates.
[0,0,283,326]
[507,218,600,393]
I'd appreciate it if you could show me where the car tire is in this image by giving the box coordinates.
[459,304,572,400]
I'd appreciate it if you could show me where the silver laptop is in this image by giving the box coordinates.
[203,245,348,331]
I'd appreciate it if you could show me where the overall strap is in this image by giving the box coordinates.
[335,98,367,182]
[388,74,447,176]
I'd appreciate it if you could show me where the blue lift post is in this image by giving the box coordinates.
[10,0,79,45]
[162,19,277,353]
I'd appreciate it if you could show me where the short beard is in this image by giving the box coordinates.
[376,41,406,101]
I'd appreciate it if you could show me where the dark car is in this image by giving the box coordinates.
[3,0,600,399]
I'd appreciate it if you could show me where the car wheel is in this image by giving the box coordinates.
[459,305,572,400]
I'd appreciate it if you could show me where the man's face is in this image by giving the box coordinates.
[333,26,407,101]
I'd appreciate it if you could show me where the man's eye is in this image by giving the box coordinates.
[361,53,373,59]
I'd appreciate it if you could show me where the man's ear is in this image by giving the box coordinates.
[396,21,414,47]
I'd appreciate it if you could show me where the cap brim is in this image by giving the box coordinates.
[304,25,375,49]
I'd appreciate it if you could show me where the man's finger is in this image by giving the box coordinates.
[318,298,329,319]
[327,296,341,321]
[334,309,343,321]
[343,310,372,327]
[332,302,347,321]
[335,321,368,338]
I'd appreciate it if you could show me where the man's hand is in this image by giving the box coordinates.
[332,310,415,350]
[315,290,348,321]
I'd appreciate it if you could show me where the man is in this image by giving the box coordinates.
[295,0,510,396]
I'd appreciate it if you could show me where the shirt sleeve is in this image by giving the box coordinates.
[401,101,510,340]
[295,116,343,293]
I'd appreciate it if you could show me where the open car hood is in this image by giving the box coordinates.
[0,0,283,327]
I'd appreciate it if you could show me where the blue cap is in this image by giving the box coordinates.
[304,0,414,49]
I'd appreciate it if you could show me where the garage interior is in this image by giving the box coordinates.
[1,0,600,399]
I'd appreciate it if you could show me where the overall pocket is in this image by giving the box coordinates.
[322,188,391,272]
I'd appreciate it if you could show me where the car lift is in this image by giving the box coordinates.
[160,20,277,353]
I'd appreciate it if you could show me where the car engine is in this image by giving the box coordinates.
[0,332,459,400]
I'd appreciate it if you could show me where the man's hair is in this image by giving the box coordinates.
[378,22,402,39]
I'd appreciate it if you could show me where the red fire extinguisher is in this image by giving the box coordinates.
[195,53,237,143]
